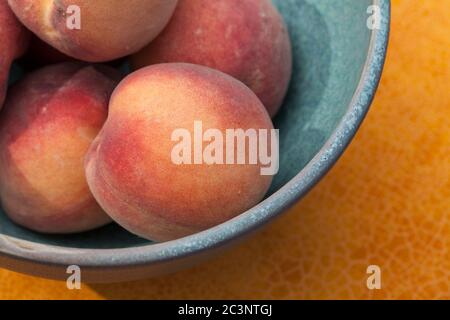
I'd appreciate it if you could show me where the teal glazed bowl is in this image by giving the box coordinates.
[0,0,390,282]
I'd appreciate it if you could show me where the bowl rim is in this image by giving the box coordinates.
[0,0,391,269]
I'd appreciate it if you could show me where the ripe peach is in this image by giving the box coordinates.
[131,0,292,117]
[0,0,29,108]
[7,0,178,62]
[85,63,275,242]
[0,63,120,233]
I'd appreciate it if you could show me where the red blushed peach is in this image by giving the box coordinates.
[7,0,178,62]
[85,63,275,242]
[131,0,292,117]
[0,63,120,233]
[0,0,30,108]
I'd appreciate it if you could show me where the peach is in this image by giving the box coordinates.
[85,63,276,242]
[131,0,292,117]
[7,0,178,62]
[0,0,30,109]
[0,63,120,233]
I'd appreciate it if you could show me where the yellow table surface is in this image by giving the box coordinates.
[0,0,449,299]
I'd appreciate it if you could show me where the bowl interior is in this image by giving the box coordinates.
[0,0,373,249]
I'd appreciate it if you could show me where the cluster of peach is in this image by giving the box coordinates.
[0,0,292,242]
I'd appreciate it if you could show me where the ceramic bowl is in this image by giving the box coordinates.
[0,0,390,282]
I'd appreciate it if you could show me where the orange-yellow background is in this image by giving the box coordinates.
[0,0,448,299]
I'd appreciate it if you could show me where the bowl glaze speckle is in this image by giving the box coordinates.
[0,0,390,282]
